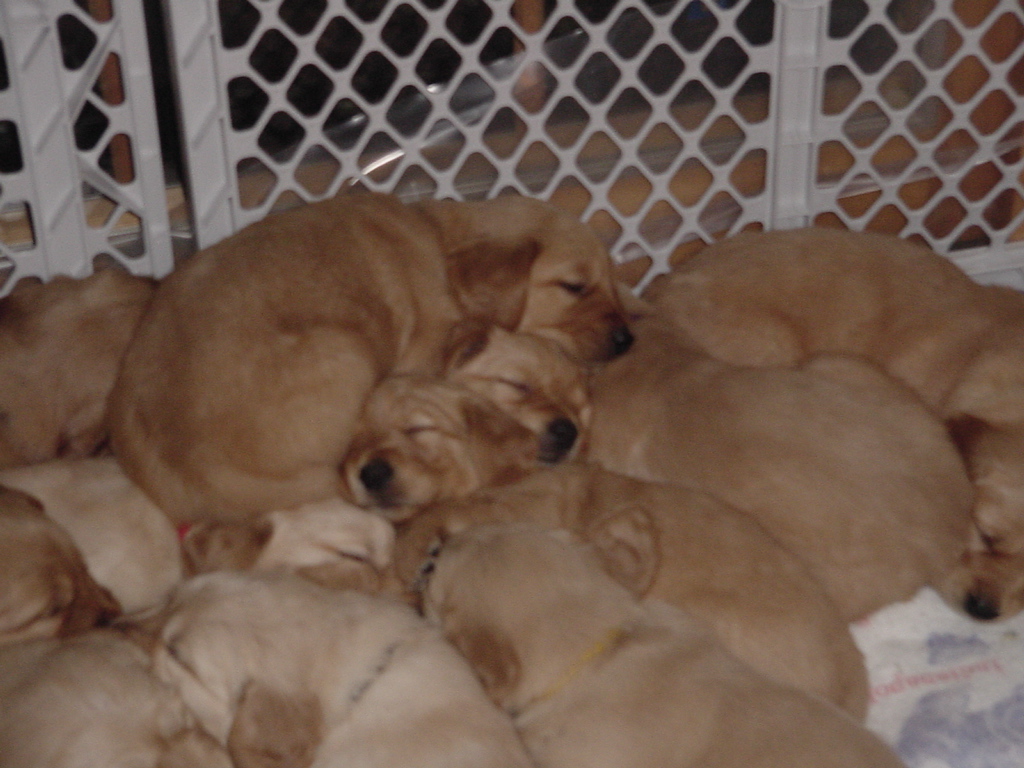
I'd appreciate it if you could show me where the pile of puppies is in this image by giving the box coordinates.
[1,192,1022,767]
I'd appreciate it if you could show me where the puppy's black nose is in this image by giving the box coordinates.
[610,325,634,357]
[359,457,394,493]
[540,417,578,463]
[963,591,1000,621]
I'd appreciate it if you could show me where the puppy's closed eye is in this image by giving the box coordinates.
[558,281,588,296]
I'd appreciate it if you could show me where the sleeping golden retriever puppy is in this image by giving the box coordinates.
[138,571,534,768]
[0,630,230,768]
[109,192,631,524]
[421,523,905,768]
[0,269,154,468]
[442,321,591,462]
[588,311,974,621]
[342,374,544,516]
[0,486,121,644]
[395,463,869,718]
[0,458,181,613]
[181,497,397,594]
[645,227,1024,620]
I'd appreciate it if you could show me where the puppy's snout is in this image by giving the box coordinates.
[963,590,1001,621]
[609,324,634,357]
[359,457,394,493]
[539,417,578,464]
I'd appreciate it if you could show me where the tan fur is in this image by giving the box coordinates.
[0,269,154,468]
[109,193,630,524]
[395,463,869,718]
[137,571,534,768]
[0,457,182,613]
[341,374,543,515]
[0,630,231,768]
[422,523,905,768]
[588,310,974,621]
[645,227,1024,619]
[443,322,592,462]
[0,485,121,644]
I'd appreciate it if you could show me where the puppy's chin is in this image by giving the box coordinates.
[343,467,440,520]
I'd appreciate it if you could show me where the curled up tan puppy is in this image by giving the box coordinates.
[343,322,594,515]
[109,192,631,526]
[587,308,974,622]
[0,269,154,468]
[644,227,1024,620]
[420,523,905,768]
[395,462,870,719]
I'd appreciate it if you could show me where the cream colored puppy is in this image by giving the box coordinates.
[0,486,121,644]
[588,311,974,621]
[0,269,154,468]
[0,630,230,768]
[342,374,543,515]
[395,463,869,718]
[422,523,905,768]
[182,497,398,594]
[645,227,1024,620]
[0,457,181,613]
[140,571,534,768]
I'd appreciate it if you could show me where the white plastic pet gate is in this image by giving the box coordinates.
[1,0,1023,294]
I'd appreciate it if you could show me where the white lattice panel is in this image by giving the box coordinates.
[165,0,780,279]
[0,0,172,294]
[809,0,1024,279]
[163,0,1024,286]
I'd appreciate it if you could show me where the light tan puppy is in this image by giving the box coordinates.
[645,227,1024,620]
[0,269,154,468]
[342,374,545,515]
[0,458,181,613]
[109,193,631,524]
[443,321,592,461]
[138,571,534,768]
[182,497,398,594]
[0,486,121,644]
[421,523,906,768]
[588,311,974,621]
[0,630,231,768]
[395,463,869,718]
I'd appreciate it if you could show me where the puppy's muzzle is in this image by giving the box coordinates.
[963,586,1001,621]
[359,457,394,495]
[538,417,578,464]
[609,324,634,358]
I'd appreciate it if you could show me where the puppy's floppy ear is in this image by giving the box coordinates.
[446,240,539,329]
[228,680,323,768]
[449,623,521,707]
[441,318,493,372]
[0,484,46,516]
[584,505,660,596]
[181,520,273,575]
[946,414,988,456]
